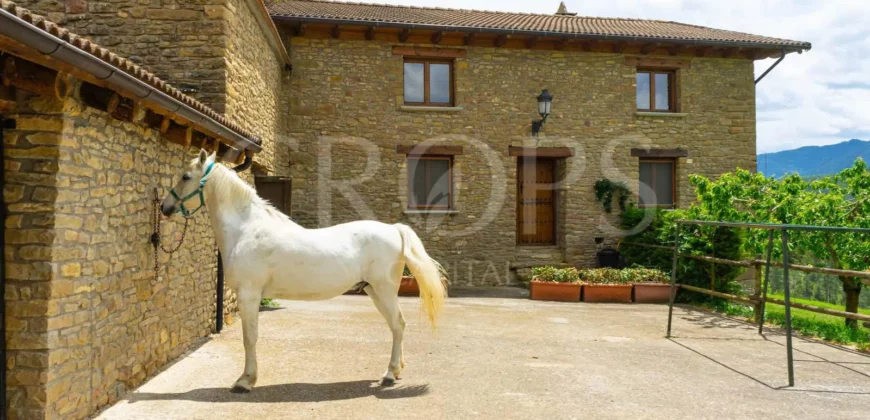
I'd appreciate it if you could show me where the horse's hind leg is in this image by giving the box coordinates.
[232,288,261,393]
[365,281,406,386]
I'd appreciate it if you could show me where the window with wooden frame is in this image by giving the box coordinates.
[403,58,454,106]
[407,156,453,209]
[639,158,676,208]
[636,69,676,112]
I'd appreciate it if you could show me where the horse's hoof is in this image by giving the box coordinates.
[231,384,252,393]
[379,377,395,387]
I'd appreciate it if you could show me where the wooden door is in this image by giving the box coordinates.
[517,158,556,245]
[254,176,292,216]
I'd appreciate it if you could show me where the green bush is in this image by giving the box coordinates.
[618,205,745,302]
[579,268,628,284]
[532,266,580,283]
[578,267,669,284]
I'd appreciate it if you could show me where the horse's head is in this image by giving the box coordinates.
[161,149,215,217]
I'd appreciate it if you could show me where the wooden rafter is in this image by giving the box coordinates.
[430,31,443,45]
[640,43,659,54]
[525,36,537,49]
[330,25,341,39]
[160,116,171,134]
[398,28,410,43]
[292,23,306,37]
[1,56,61,98]
[494,35,507,48]
[463,32,475,46]
[365,26,376,41]
[554,39,567,51]
[0,84,14,113]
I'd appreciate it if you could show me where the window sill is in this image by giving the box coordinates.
[400,105,464,113]
[403,209,459,215]
[636,111,687,118]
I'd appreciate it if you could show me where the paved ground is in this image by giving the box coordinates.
[97,289,870,419]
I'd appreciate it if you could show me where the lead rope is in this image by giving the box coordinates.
[151,187,190,281]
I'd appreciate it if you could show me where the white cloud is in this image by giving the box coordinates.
[366,0,870,153]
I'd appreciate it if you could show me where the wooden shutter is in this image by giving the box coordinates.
[254,176,292,216]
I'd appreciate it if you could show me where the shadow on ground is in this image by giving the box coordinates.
[126,380,429,404]
[671,307,870,395]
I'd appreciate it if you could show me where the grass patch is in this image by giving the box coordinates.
[696,297,870,352]
[260,298,280,308]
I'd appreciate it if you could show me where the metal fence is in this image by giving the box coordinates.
[630,220,870,387]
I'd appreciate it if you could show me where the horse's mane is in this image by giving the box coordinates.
[207,161,294,223]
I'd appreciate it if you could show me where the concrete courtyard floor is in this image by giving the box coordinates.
[97,289,870,419]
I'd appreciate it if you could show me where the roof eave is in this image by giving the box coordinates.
[271,15,812,53]
[0,5,262,153]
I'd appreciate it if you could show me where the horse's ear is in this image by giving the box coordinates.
[199,149,208,166]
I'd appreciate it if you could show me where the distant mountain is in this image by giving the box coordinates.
[757,139,870,178]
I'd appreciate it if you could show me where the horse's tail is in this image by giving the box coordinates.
[394,223,447,330]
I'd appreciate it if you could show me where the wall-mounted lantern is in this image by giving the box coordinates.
[531,89,553,137]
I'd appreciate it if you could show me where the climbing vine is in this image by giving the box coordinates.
[594,179,631,213]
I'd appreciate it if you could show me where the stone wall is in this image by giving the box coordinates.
[15,0,231,111]
[223,0,290,176]
[284,36,757,285]
[3,91,234,419]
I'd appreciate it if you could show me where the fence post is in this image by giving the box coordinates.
[781,229,795,387]
[752,254,762,324]
[759,231,774,334]
[666,223,681,338]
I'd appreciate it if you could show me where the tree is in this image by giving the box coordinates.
[689,159,870,327]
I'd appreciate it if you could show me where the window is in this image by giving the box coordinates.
[404,58,453,106]
[636,70,675,112]
[408,156,452,209]
[639,159,675,208]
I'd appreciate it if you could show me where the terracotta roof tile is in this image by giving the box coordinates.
[0,0,260,146]
[268,0,811,50]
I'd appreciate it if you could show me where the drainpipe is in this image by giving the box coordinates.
[755,47,788,84]
[1,116,12,420]
[216,250,224,333]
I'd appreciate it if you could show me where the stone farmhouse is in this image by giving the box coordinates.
[0,0,809,418]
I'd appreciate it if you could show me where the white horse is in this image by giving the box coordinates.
[161,150,447,392]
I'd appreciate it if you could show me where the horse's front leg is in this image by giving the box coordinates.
[232,289,261,393]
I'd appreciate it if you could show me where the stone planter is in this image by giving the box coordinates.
[583,284,632,303]
[633,283,677,303]
[399,276,419,296]
[529,281,582,302]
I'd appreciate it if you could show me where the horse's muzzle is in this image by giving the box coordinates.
[160,201,176,217]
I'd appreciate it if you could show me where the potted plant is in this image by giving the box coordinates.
[580,268,633,303]
[630,267,676,303]
[529,266,582,302]
[399,266,419,296]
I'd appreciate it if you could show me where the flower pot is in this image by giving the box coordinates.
[583,284,632,303]
[398,276,419,296]
[633,283,677,303]
[529,281,582,302]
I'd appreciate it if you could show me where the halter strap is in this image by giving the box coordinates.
[170,161,215,217]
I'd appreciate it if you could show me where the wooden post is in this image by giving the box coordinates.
[752,254,763,324]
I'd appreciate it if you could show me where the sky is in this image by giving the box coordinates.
[365,0,870,153]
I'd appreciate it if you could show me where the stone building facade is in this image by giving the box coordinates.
[2,0,811,418]
[2,0,291,419]
[270,0,797,286]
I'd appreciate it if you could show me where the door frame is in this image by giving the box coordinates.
[516,156,558,246]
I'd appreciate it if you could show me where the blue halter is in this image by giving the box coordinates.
[169,161,215,217]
